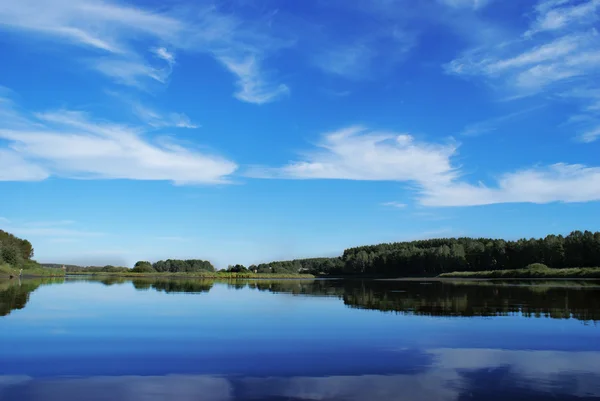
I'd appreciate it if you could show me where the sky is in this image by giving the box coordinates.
[0,0,599,268]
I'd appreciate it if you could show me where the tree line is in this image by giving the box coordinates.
[132,259,215,273]
[223,258,343,274]
[218,231,600,277]
[133,230,600,277]
[6,227,600,277]
[336,230,600,277]
[0,229,34,267]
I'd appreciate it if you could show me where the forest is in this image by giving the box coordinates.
[130,259,215,273]
[4,228,600,278]
[236,230,600,277]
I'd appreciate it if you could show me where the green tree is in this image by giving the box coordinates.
[1,244,23,267]
[132,261,155,273]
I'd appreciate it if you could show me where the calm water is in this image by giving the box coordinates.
[1,278,600,401]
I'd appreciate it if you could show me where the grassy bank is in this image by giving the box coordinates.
[439,266,600,279]
[67,271,315,279]
[0,263,66,278]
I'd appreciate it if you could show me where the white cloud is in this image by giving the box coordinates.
[248,126,458,184]
[252,125,600,207]
[0,149,50,181]
[0,0,183,88]
[562,87,600,142]
[0,97,236,184]
[527,0,600,35]
[446,0,600,140]
[420,163,600,206]
[580,126,600,142]
[382,202,408,208]
[313,43,375,79]
[438,0,492,10]
[447,30,599,92]
[0,0,288,102]
[309,25,416,80]
[217,55,290,104]
[91,58,172,88]
[151,46,175,66]
[132,103,198,129]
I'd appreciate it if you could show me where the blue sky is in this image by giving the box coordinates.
[0,0,599,267]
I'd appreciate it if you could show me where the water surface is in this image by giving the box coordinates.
[1,278,599,400]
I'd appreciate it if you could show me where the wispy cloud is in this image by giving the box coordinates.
[313,43,376,79]
[526,0,600,36]
[91,57,173,88]
[420,163,600,206]
[0,0,183,88]
[438,0,492,10]
[446,0,600,141]
[0,0,289,103]
[252,125,600,207]
[132,103,198,129]
[322,89,352,98]
[447,30,599,93]
[0,93,236,184]
[460,106,544,136]
[0,149,49,181]
[561,87,600,142]
[151,47,175,66]
[579,127,600,143]
[2,220,104,239]
[217,55,290,104]
[310,26,416,80]
[247,126,458,185]
[23,220,77,227]
[382,202,408,208]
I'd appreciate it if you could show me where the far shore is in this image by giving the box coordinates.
[377,276,600,281]
[4,265,600,281]
[65,271,316,279]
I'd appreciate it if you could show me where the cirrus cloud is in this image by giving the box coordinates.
[250,125,600,207]
[0,95,236,184]
[0,0,289,103]
[247,126,458,185]
[446,0,600,142]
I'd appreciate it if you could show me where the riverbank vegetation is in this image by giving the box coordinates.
[198,231,600,278]
[439,263,600,279]
[0,230,64,277]
[0,263,65,278]
[67,271,314,279]
[5,228,600,279]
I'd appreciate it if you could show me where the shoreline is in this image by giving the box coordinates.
[65,272,315,280]
[378,277,600,281]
